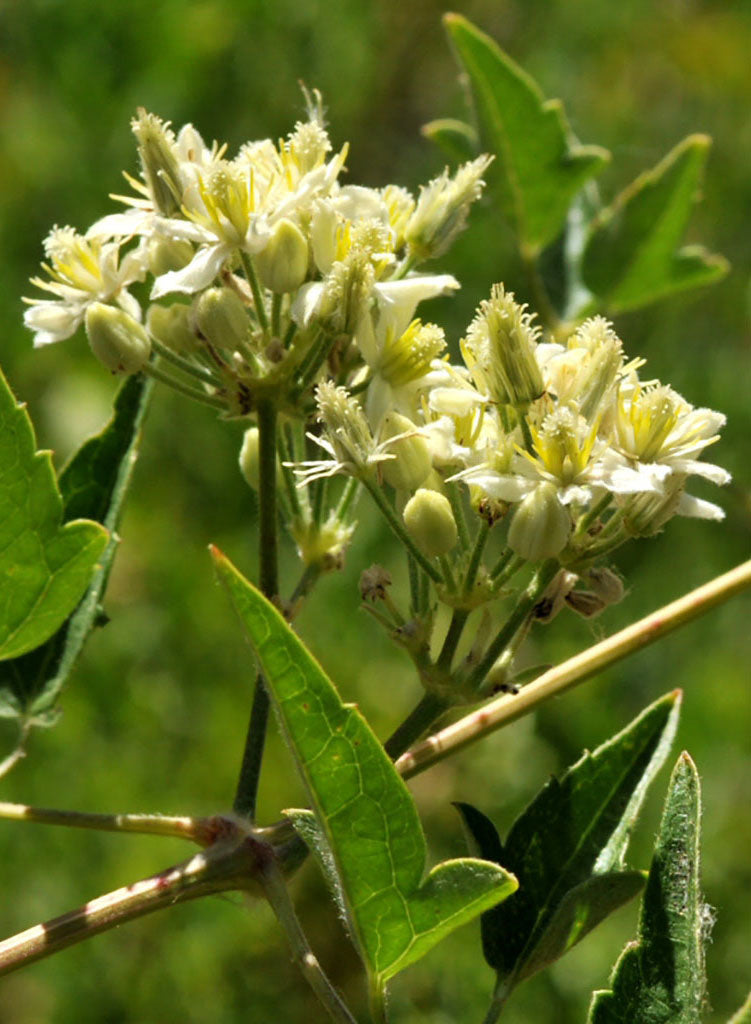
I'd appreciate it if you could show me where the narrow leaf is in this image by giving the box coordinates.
[212,549,517,989]
[443,13,609,255]
[581,134,728,313]
[0,375,152,719]
[421,118,478,165]
[464,691,680,986]
[588,752,706,1024]
[0,368,108,661]
[728,992,751,1024]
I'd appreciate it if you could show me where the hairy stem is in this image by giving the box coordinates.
[261,858,358,1024]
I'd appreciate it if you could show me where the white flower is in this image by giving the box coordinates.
[24,227,147,346]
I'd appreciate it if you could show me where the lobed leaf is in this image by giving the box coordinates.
[459,691,680,988]
[443,13,609,255]
[580,134,728,313]
[588,752,706,1024]
[0,368,108,662]
[212,549,517,991]
[0,375,152,720]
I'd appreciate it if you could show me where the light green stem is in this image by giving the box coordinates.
[362,478,442,584]
[240,251,269,333]
[143,362,225,409]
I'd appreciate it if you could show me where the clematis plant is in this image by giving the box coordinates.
[2,13,750,1024]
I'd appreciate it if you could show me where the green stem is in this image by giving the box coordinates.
[490,548,514,581]
[288,565,322,611]
[407,554,420,616]
[271,293,283,339]
[233,400,279,821]
[481,977,512,1024]
[384,692,449,761]
[294,329,337,395]
[240,251,269,333]
[438,554,457,592]
[335,477,360,520]
[150,337,222,387]
[261,859,358,1024]
[361,478,442,584]
[437,608,470,672]
[282,319,298,349]
[468,559,559,692]
[447,483,470,552]
[574,491,614,537]
[464,519,490,596]
[492,554,525,592]
[143,362,225,409]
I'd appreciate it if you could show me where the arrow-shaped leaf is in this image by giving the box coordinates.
[459,690,680,988]
[588,752,706,1024]
[0,368,108,662]
[0,375,152,721]
[212,549,517,994]
[443,13,609,255]
[581,134,729,313]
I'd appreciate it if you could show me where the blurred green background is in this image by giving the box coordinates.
[0,0,749,1021]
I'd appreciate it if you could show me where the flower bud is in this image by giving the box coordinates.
[464,285,543,408]
[507,482,571,561]
[147,237,194,277]
[403,488,458,558]
[378,412,432,492]
[85,302,151,375]
[191,287,249,351]
[621,476,685,537]
[239,427,261,490]
[131,109,182,216]
[254,218,309,294]
[147,302,199,355]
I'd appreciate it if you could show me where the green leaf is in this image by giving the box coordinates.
[0,375,152,720]
[0,367,108,662]
[727,992,751,1024]
[421,118,478,165]
[588,752,706,1024]
[443,13,609,255]
[581,134,729,313]
[459,690,680,988]
[212,549,517,991]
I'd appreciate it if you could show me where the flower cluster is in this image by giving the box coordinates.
[24,100,728,584]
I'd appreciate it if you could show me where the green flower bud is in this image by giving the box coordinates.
[191,287,249,350]
[239,427,261,490]
[147,237,194,278]
[147,302,199,355]
[85,302,151,375]
[403,488,458,558]
[378,412,432,492]
[255,218,309,294]
[507,482,571,561]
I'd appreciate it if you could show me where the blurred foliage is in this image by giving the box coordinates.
[0,1,749,1022]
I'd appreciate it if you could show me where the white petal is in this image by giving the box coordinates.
[668,457,731,486]
[86,209,153,238]
[151,244,229,298]
[24,301,84,345]
[372,274,459,338]
[677,493,726,520]
[291,281,325,327]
